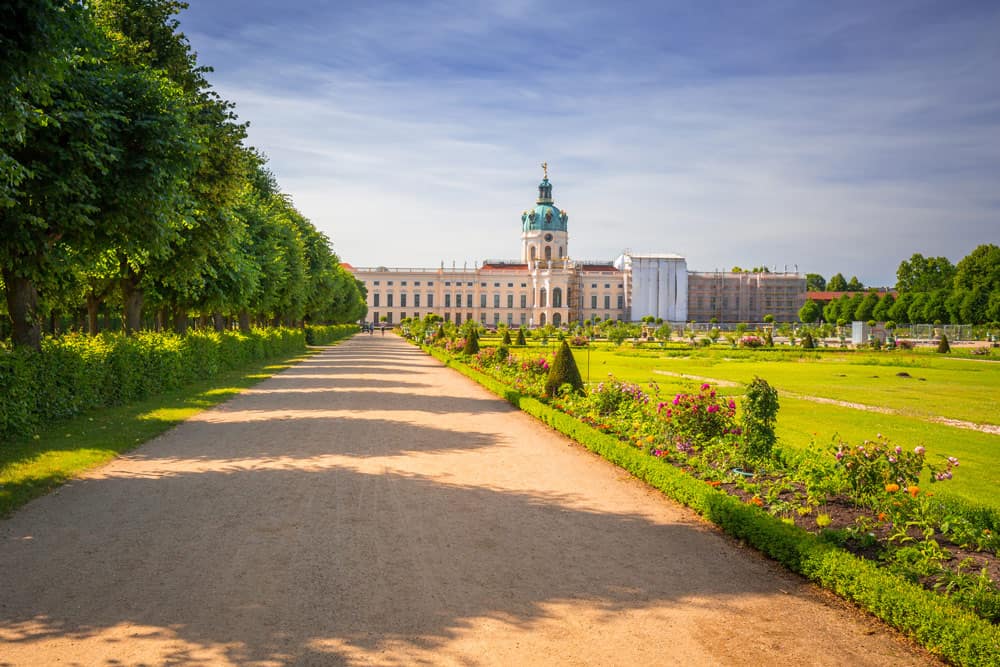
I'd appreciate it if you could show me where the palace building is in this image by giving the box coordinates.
[346,166,805,326]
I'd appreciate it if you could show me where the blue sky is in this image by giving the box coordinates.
[178,1,1000,286]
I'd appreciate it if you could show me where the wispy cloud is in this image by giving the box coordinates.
[180,0,1000,285]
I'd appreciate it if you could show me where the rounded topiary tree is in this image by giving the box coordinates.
[545,340,584,397]
[502,329,512,345]
[463,329,480,354]
[937,334,951,353]
[516,327,527,346]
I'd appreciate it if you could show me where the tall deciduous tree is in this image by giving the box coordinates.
[805,273,826,291]
[0,15,122,348]
[798,299,820,323]
[895,253,956,293]
[827,273,848,291]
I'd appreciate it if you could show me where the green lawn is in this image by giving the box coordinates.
[0,352,312,517]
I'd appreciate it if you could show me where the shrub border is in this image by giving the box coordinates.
[423,345,1000,666]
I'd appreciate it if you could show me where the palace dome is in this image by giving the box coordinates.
[521,177,568,232]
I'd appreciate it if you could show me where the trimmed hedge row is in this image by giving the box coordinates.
[305,324,359,346]
[1,328,308,441]
[425,345,1000,667]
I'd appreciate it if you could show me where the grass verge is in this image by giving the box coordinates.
[0,351,313,517]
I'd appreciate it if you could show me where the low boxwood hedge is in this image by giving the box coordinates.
[424,345,1000,667]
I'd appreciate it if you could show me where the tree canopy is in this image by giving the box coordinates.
[1,1,365,348]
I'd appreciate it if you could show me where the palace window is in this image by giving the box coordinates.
[387,294,394,307]
[591,295,597,309]
[414,294,420,307]
[427,294,434,307]
[373,294,380,307]
[507,294,514,308]
[494,294,500,308]
[400,293,407,307]
[552,288,562,308]
[539,288,547,308]
[604,295,610,309]
[480,294,487,308]
[456,294,462,308]
[520,294,527,308]
[445,294,451,308]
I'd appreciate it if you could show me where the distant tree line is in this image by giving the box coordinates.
[798,245,1000,325]
[1,1,366,350]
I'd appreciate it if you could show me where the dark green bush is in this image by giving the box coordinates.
[544,340,584,397]
[741,377,779,464]
[463,329,480,355]
[502,329,512,345]
[938,334,951,353]
[516,328,527,346]
[0,328,307,442]
[801,331,816,349]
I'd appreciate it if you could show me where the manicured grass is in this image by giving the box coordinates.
[0,352,312,517]
[483,338,1000,512]
[581,346,1000,425]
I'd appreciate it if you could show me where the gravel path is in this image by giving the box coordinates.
[0,335,940,666]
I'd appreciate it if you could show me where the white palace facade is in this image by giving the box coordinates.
[346,167,806,327]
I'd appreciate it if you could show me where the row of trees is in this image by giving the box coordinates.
[798,245,1000,325]
[1,1,366,350]
[805,273,864,292]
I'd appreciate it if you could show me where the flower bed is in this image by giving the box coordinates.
[421,338,1000,665]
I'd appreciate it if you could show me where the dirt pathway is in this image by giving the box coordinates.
[0,335,939,666]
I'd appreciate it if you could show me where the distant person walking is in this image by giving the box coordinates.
[381,326,385,335]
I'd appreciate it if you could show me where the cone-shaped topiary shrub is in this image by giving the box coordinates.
[763,330,774,347]
[496,344,509,361]
[434,325,445,341]
[516,328,527,346]
[801,331,815,349]
[463,329,480,355]
[741,376,779,465]
[545,340,584,397]
[937,334,950,353]
[502,330,512,345]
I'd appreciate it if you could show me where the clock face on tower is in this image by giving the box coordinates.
[544,233,553,242]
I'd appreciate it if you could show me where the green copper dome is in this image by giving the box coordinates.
[521,177,568,232]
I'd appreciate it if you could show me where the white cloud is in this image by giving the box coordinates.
[181,1,1000,286]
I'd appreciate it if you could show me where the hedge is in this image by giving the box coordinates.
[0,328,310,442]
[305,324,359,346]
[424,345,1000,667]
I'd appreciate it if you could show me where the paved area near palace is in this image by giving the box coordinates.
[0,335,940,666]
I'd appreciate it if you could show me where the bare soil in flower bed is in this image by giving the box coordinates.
[687,468,1000,612]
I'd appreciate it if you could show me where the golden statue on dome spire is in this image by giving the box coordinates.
[541,161,548,180]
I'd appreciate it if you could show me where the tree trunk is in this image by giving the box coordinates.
[238,310,251,333]
[121,266,143,335]
[212,311,225,332]
[86,294,101,336]
[173,306,188,335]
[2,268,42,350]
